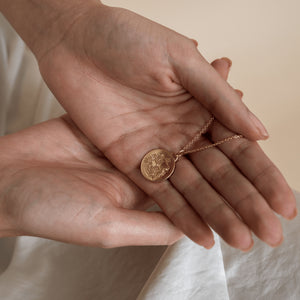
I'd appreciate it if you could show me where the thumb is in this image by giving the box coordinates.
[172,48,268,141]
[102,209,184,248]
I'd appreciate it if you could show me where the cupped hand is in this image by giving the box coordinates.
[37,3,268,141]
[0,116,182,247]
[36,4,296,250]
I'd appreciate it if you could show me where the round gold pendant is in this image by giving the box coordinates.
[140,149,176,182]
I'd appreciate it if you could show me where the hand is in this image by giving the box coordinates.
[0,116,182,247]
[37,3,268,141]
[35,5,296,250]
[1,2,296,250]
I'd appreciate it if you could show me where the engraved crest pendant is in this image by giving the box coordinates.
[140,149,176,182]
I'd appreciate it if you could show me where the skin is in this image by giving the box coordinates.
[0,59,296,251]
[0,115,182,248]
[0,1,296,250]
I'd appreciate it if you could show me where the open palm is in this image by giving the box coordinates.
[0,116,182,247]
[38,5,296,250]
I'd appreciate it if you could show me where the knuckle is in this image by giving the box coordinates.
[168,202,190,221]
[201,201,228,222]
[252,164,278,186]
[181,176,204,198]
[234,190,260,211]
[151,182,172,200]
[209,162,233,185]
[230,138,253,160]
[201,203,253,250]
[205,93,220,113]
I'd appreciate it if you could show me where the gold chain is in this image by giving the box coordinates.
[175,116,242,161]
[140,116,243,182]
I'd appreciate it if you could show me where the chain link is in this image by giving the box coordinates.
[175,116,243,159]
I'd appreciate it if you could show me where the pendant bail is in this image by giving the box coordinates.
[174,150,185,163]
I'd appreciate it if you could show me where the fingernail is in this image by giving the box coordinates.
[240,239,254,252]
[235,89,244,98]
[204,239,215,249]
[221,57,232,68]
[292,208,298,218]
[269,235,284,248]
[249,112,269,139]
[287,207,298,220]
[191,38,198,47]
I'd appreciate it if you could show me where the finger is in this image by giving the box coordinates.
[191,59,293,246]
[190,38,198,47]
[107,117,215,249]
[186,59,283,247]
[211,122,297,220]
[174,50,269,140]
[211,57,232,80]
[97,209,184,248]
[190,142,284,247]
[211,58,297,220]
[211,59,243,100]
[235,89,243,98]
[170,157,254,251]
[211,58,244,100]
[134,176,215,249]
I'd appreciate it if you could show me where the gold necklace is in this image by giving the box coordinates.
[140,117,242,182]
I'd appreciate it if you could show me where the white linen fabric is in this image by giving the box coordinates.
[0,13,299,300]
[139,207,300,300]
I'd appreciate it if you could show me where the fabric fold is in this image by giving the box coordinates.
[221,191,300,300]
[138,234,230,300]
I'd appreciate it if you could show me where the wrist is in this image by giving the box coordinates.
[0,0,103,60]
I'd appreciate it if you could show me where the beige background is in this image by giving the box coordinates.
[104,0,300,191]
